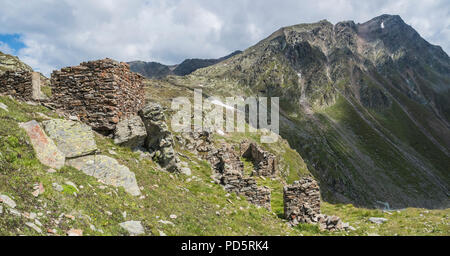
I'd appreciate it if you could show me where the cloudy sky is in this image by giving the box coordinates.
[0,0,449,75]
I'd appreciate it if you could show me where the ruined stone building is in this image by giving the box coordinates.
[240,140,278,176]
[0,71,44,101]
[50,58,145,134]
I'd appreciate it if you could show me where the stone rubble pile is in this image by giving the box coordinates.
[284,177,350,231]
[50,58,145,134]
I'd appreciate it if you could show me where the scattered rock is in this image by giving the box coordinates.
[52,183,63,192]
[158,220,175,226]
[169,214,177,219]
[31,189,40,197]
[42,119,98,158]
[369,217,388,224]
[119,221,145,236]
[180,167,192,176]
[47,168,57,173]
[9,208,21,216]
[25,222,42,233]
[0,194,16,208]
[65,214,75,220]
[0,102,8,112]
[67,229,83,236]
[159,230,167,236]
[19,120,65,169]
[113,115,147,148]
[67,155,141,196]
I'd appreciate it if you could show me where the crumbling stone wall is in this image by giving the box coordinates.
[180,132,271,210]
[284,177,348,231]
[240,140,278,177]
[50,58,145,133]
[211,144,271,210]
[284,177,321,221]
[0,70,42,101]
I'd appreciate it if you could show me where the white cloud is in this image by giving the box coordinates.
[0,0,448,76]
[0,42,14,55]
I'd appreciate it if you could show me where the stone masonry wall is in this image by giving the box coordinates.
[0,70,42,101]
[283,177,321,222]
[284,177,348,231]
[240,140,278,177]
[179,132,272,210]
[50,58,145,133]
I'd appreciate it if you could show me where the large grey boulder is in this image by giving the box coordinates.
[67,155,141,196]
[138,103,181,172]
[119,221,145,236]
[113,115,147,148]
[42,119,97,158]
[19,120,65,169]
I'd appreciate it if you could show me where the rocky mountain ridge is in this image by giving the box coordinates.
[128,50,242,79]
[166,14,449,209]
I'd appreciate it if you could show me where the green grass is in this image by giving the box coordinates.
[1,95,448,236]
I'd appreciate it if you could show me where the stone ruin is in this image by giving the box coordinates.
[284,177,350,231]
[0,70,45,101]
[50,58,145,134]
[240,140,278,177]
[179,132,272,210]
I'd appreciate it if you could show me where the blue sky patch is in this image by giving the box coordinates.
[0,33,26,53]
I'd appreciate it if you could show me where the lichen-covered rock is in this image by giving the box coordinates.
[138,103,181,172]
[42,119,97,158]
[19,120,65,169]
[113,115,147,148]
[0,194,17,208]
[67,155,140,196]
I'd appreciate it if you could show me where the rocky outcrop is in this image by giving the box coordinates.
[42,119,97,158]
[19,120,65,170]
[284,178,348,231]
[113,115,147,148]
[67,155,141,196]
[138,103,181,172]
[50,58,145,134]
[240,140,278,177]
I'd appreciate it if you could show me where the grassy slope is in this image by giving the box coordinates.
[0,95,448,236]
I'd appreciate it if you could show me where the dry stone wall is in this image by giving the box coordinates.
[284,177,349,231]
[0,70,42,101]
[240,140,278,177]
[50,58,145,133]
[180,132,272,210]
